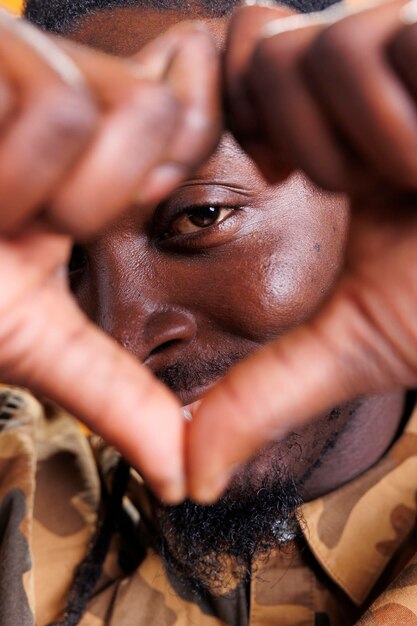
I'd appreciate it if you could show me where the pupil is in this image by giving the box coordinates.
[189,206,219,227]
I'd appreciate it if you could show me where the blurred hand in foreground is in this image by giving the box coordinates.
[0,12,221,503]
[187,0,417,502]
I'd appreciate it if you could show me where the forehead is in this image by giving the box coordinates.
[69,5,257,187]
[69,7,227,56]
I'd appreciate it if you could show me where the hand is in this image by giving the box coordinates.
[0,13,221,503]
[186,0,417,502]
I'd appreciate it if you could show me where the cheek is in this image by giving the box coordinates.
[255,235,344,337]
[198,200,348,342]
[206,249,326,341]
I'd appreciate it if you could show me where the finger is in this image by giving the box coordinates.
[48,43,180,237]
[52,24,222,235]
[249,22,365,191]
[134,22,222,205]
[0,15,97,233]
[0,13,85,88]
[302,0,417,190]
[0,73,14,129]
[0,268,185,503]
[186,271,417,503]
[224,5,294,178]
[389,22,417,104]
[51,86,178,238]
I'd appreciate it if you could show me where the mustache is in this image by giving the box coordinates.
[154,351,247,393]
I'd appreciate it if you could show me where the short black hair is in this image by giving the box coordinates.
[24,0,340,34]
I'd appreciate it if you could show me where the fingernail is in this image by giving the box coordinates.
[155,461,187,504]
[182,399,202,423]
[192,465,240,505]
[401,1,417,24]
[243,0,276,6]
[136,163,186,206]
[182,408,193,422]
[160,476,187,505]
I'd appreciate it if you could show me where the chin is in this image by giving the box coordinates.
[154,449,303,595]
[225,436,304,501]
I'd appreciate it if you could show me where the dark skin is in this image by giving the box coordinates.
[0,2,417,505]
[0,13,223,503]
[68,6,405,502]
[190,0,417,500]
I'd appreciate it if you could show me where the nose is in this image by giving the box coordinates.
[142,309,197,364]
[99,298,197,365]
[85,236,198,365]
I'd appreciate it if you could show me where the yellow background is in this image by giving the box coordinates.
[1,0,23,14]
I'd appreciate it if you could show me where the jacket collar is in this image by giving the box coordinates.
[300,404,417,605]
[109,403,417,605]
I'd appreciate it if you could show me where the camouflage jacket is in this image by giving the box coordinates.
[2,384,417,626]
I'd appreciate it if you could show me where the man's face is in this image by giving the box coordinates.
[69,5,350,591]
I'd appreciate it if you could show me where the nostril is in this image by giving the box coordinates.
[148,338,182,357]
[143,310,197,363]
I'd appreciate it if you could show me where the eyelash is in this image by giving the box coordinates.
[161,203,241,240]
[68,203,243,278]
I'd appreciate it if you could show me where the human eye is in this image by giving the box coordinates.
[166,204,235,237]
[152,184,249,249]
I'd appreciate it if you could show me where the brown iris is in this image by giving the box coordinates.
[170,206,233,235]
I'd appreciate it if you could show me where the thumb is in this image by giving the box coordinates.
[186,280,414,503]
[0,276,185,503]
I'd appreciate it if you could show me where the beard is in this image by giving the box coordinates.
[153,454,303,596]
[152,354,302,593]
[152,355,346,596]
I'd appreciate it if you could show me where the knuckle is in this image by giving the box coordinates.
[182,106,212,138]
[127,82,179,132]
[253,35,288,75]
[305,20,358,75]
[252,29,306,91]
[38,86,97,148]
[131,81,177,112]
